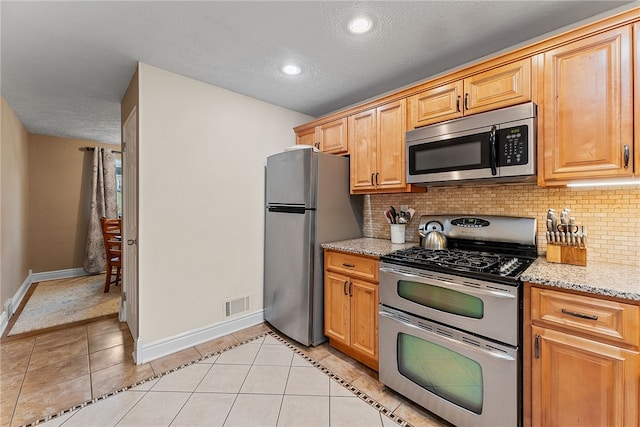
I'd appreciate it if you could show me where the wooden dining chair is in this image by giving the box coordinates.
[100,217,122,292]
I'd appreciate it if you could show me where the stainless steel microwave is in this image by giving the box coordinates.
[406,102,537,186]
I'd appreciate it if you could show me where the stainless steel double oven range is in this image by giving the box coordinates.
[379,214,537,427]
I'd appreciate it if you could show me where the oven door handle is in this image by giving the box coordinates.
[380,267,516,299]
[380,310,516,361]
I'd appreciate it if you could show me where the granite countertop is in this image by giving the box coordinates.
[321,237,417,257]
[521,258,640,302]
[322,238,640,302]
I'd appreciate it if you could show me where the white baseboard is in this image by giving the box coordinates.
[0,270,33,336]
[136,310,265,365]
[31,268,89,282]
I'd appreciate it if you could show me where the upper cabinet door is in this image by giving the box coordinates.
[541,26,633,183]
[464,58,531,114]
[407,81,463,130]
[319,118,348,155]
[376,99,407,189]
[634,23,640,175]
[349,109,377,191]
[296,127,318,147]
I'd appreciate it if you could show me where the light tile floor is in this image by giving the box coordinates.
[1,317,451,427]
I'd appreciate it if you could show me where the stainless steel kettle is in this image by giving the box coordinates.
[420,221,448,250]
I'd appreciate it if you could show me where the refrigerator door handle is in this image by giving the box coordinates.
[267,205,307,214]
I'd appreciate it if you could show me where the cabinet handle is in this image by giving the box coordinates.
[375,172,379,185]
[343,280,348,296]
[534,334,540,359]
[623,144,630,169]
[456,96,461,113]
[370,173,374,186]
[315,142,320,149]
[342,263,355,268]
[561,308,598,321]
[349,281,353,297]
[464,93,469,110]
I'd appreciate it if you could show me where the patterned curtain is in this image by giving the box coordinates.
[83,148,118,273]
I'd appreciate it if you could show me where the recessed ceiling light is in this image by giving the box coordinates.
[349,17,372,34]
[282,64,301,75]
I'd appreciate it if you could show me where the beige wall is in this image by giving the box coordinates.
[365,184,640,267]
[1,97,30,309]
[28,134,120,272]
[136,63,313,344]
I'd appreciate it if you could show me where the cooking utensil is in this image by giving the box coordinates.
[384,210,392,224]
[390,206,398,224]
[385,210,393,224]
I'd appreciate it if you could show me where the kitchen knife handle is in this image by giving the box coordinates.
[456,96,461,112]
[534,334,540,359]
[489,125,497,176]
[623,144,630,168]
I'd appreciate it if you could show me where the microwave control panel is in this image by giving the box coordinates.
[498,125,528,166]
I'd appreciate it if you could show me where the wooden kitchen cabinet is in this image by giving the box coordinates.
[324,250,379,370]
[295,118,348,155]
[634,23,640,175]
[407,58,531,129]
[349,99,414,194]
[538,25,634,185]
[525,284,640,427]
[296,126,317,147]
[531,326,639,427]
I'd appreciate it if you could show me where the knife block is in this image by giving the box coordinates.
[546,243,587,266]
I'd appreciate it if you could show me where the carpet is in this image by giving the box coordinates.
[8,274,121,336]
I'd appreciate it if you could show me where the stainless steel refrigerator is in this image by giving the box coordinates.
[264,147,362,346]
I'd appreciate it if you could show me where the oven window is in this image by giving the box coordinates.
[397,332,483,414]
[397,280,484,318]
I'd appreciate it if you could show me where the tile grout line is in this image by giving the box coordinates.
[19,333,269,427]
[21,331,414,427]
[265,333,413,427]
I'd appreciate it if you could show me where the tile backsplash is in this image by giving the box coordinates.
[363,184,640,267]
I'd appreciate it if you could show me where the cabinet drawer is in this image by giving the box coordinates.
[325,251,379,282]
[531,287,640,347]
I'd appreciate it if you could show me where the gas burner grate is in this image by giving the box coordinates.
[388,248,502,272]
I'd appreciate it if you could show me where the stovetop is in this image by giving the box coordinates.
[380,246,536,286]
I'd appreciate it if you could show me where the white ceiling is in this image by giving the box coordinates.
[1,1,636,144]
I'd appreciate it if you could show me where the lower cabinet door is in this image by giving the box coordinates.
[324,271,351,346]
[350,278,378,361]
[531,326,639,427]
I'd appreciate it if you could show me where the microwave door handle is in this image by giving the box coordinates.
[490,125,498,176]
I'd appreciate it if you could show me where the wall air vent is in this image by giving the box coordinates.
[224,296,250,318]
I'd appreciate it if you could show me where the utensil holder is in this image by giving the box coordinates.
[546,243,587,266]
[390,224,406,244]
